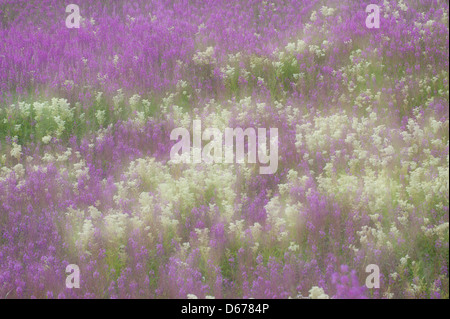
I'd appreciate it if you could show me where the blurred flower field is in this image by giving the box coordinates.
[0,0,448,298]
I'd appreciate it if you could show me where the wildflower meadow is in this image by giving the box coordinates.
[0,0,448,299]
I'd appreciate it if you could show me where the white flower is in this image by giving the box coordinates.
[400,255,410,265]
[42,135,52,144]
[13,164,25,178]
[288,242,300,252]
[96,110,106,126]
[193,47,215,66]
[389,272,399,280]
[10,142,22,160]
[129,94,141,108]
[113,55,119,66]
[79,219,95,246]
[320,6,335,17]
[309,286,329,299]
[88,206,102,220]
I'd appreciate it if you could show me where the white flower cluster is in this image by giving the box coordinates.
[308,286,329,299]
[193,46,216,66]
[12,98,74,139]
